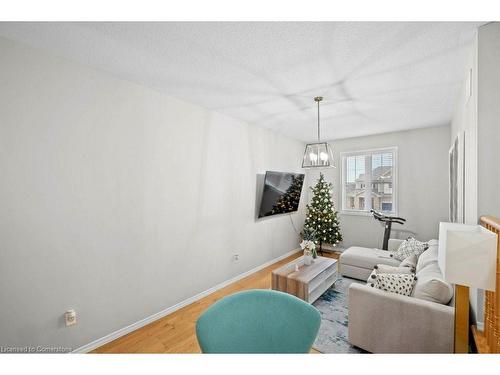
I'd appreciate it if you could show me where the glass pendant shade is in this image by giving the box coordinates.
[302,142,335,168]
[302,96,335,168]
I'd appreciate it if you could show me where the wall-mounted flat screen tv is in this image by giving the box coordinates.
[258,171,305,218]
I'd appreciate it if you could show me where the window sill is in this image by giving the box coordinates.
[340,210,398,217]
[340,210,372,217]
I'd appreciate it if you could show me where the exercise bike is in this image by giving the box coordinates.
[370,209,406,250]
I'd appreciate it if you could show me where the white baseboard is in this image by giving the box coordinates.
[72,248,301,353]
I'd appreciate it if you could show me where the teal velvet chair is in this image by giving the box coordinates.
[196,289,321,353]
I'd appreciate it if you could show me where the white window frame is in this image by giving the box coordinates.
[341,146,398,216]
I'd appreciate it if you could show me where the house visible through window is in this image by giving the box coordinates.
[341,147,397,214]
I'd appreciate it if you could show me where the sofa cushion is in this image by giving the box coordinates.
[412,262,453,305]
[369,273,417,296]
[366,265,414,284]
[393,237,429,261]
[340,246,401,270]
[340,263,373,281]
[375,264,415,273]
[416,242,439,273]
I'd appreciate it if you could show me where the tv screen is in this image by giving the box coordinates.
[258,171,305,218]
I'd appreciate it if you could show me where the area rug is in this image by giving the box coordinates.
[312,277,366,353]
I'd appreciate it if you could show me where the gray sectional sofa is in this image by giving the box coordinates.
[340,239,455,353]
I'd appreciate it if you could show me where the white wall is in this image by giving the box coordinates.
[306,126,450,249]
[451,22,500,327]
[450,30,480,326]
[0,37,307,351]
[475,22,500,328]
[477,23,500,219]
[450,32,477,225]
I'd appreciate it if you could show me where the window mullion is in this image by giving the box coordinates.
[365,155,372,211]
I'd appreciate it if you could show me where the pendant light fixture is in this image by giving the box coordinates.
[302,96,335,168]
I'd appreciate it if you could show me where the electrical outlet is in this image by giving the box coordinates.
[233,254,240,261]
[65,309,76,327]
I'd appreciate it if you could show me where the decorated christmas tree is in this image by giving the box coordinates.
[303,173,342,253]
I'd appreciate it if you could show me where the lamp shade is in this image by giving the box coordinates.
[438,222,497,291]
[302,142,335,168]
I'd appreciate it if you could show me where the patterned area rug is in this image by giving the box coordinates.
[312,277,367,353]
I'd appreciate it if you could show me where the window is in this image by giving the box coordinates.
[341,147,397,215]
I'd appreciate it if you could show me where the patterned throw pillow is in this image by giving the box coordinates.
[369,273,417,296]
[366,264,414,284]
[393,237,429,261]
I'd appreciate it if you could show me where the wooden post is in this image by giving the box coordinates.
[455,284,470,353]
[472,216,500,353]
[494,227,500,353]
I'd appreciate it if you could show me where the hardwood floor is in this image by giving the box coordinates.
[92,251,339,353]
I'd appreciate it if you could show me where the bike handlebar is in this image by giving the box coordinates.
[370,209,406,223]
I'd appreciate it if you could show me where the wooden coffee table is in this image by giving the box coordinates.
[272,256,338,303]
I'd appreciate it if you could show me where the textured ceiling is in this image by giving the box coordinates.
[0,22,483,141]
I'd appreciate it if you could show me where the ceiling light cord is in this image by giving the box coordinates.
[314,96,323,142]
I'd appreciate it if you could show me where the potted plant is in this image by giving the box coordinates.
[300,227,317,265]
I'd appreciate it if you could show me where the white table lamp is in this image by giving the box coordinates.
[438,222,498,353]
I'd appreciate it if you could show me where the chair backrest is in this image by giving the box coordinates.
[196,289,321,353]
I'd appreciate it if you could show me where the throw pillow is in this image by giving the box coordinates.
[369,273,417,296]
[393,237,429,261]
[400,254,418,269]
[366,264,414,284]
